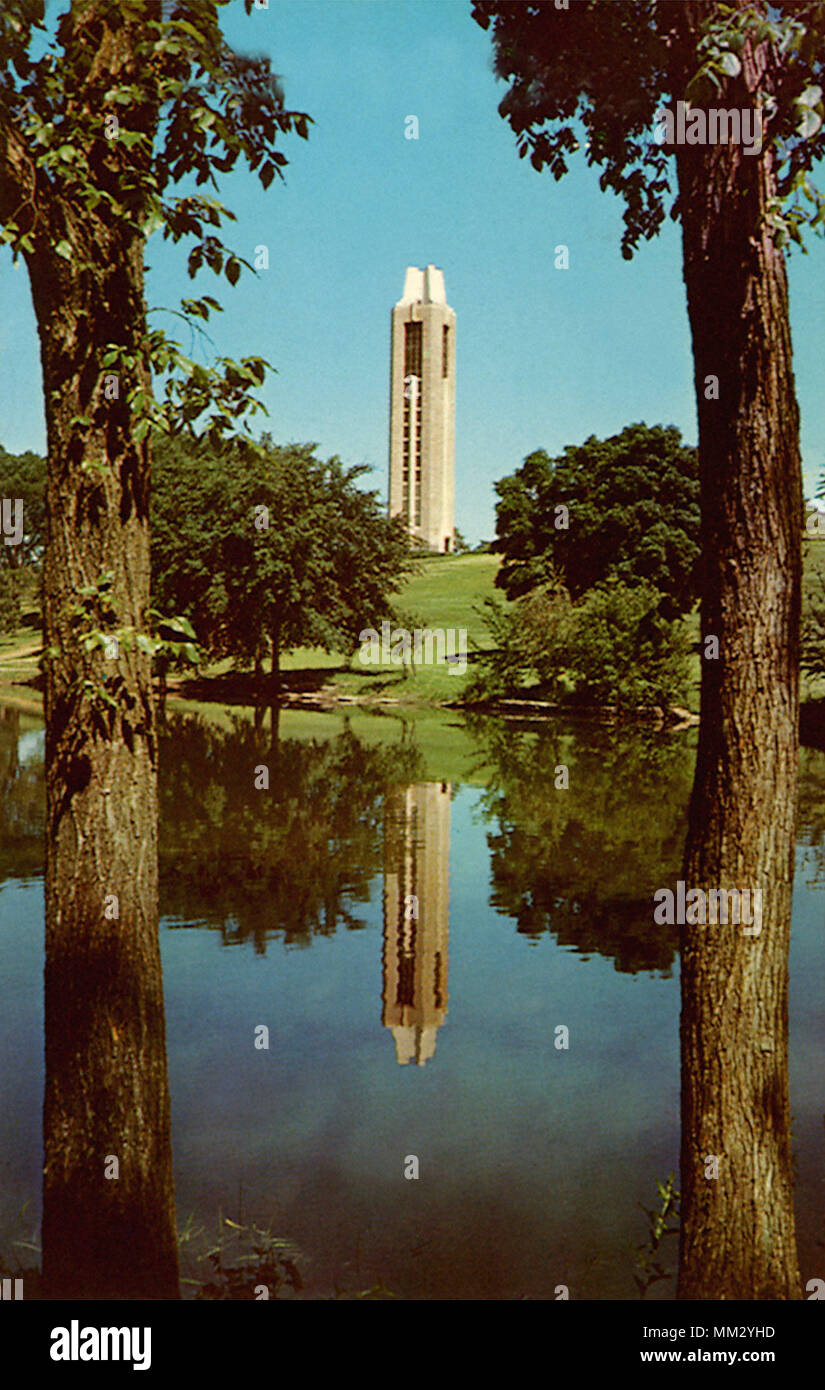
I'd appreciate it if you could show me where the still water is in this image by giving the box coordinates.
[1,702,823,1299]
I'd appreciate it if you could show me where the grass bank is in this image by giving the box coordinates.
[8,543,825,715]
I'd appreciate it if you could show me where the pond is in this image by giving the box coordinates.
[1,701,823,1299]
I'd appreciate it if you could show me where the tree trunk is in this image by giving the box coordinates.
[35,250,179,1300]
[28,6,178,1300]
[0,706,20,797]
[670,1,801,1299]
[271,621,281,687]
[270,702,281,749]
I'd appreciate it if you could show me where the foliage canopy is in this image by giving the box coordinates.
[472,0,825,257]
[151,432,413,675]
[493,423,700,620]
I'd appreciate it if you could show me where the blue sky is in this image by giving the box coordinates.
[1,0,824,543]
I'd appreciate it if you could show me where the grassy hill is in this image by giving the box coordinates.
[321,552,501,703]
[398,553,500,645]
[247,551,502,704]
[5,542,825,713]
[0,552,503,708]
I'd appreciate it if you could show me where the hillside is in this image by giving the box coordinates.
[5,543,825,713]
[0,552,503,708]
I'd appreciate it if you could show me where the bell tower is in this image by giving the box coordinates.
[388,266,455,553]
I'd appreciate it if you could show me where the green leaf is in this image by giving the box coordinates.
[685,66,720,104]
[142,207,164,237]
[161,614,197,640]
[798,108,823,141]
[718,51,741,78]
[54,240,73,260]
[225,258,241,287]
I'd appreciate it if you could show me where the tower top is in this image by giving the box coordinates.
[397,264,446,306]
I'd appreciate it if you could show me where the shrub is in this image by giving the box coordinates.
[563,580,691,708]
[0,568,21,635]
[466,579,572,700]
[469,577,690,709]
[802,565,825,685]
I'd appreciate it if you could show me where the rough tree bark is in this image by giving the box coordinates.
[4,2,180,1299]
[670,0,802,1299]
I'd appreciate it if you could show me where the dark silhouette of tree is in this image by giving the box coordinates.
[151,433,412,682]
[0,0,310,1298]
[475,720,694,974]
[493,424,699,620]
[473,0,825,1298]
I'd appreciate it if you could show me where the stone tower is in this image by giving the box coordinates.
[388,265,455,553]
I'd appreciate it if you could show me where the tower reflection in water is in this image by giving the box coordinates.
[382,781,450,1066]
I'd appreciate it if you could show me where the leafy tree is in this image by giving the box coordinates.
[468,580,573,700]
[0,0,310,1299]
[801,565,825,683]
[0,569,21,633]
[471,576,690,709]
[0,446,46,635]
[801,474,825,683]
[0,446,46,569]
[156,714,423,949]
[151,432,413,680]
[474,719,695,974]
[473,0,825,1299]
[493,424,700,620]
[562,580,692,709]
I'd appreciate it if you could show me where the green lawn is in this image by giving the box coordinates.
[5,542,823,715]
[0,553,503,707]
[322,552,501,703]
[395,553,500,649]
[802,535,825,702]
